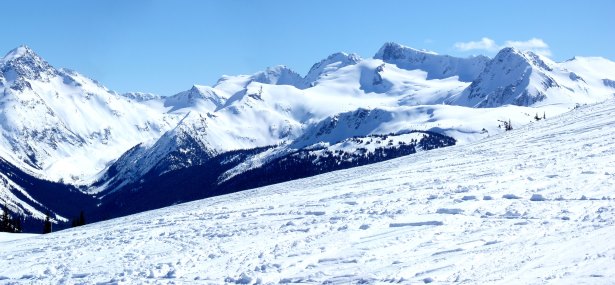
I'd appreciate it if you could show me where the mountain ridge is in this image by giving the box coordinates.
[1,42,614,230]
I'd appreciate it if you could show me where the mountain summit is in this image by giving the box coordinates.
[374,42,490,82]
[451,47,615,107]
[1,45,57,84]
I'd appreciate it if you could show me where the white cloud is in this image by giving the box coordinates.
[454,37,499,52]
[454,37,552,57]
[503,38,551,57]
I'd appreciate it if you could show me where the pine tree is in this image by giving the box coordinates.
[507,119,513,131]
[12,216,22,233]
[0,204,9,232]
[1,204,22,233]
[72,211,86,227]
[79,210,86,226]
[43,212,52,234]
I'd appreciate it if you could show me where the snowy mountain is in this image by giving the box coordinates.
[303,52,361,86]
[121,92,161,102]
[0,156,96,232]
[1,42,615,231]
[0,46,178,225]
[0,45,176,184]
[164,85,226,113]
[2,97,615,283]
[95,112,219,194]
[374,42,490,82]
[451,47,615,107]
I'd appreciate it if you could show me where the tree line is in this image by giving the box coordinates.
[1,203,86,234]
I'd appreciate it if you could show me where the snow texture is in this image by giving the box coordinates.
[1,98,615,284]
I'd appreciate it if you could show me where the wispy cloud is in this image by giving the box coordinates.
[454,37,551,57]
[454,37,499,52]
[504,38,551,56]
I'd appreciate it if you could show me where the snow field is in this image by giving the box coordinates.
[1,99,615,284]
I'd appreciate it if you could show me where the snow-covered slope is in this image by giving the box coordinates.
[375,42,490,82]
[121,92,161,102]
[0,156,96,231]
[96,112,219,193]
[0,45,176,184]
[94,42,615,197]
[451,47,615,107]
[2,43,615,228]
[2,98,615,284]
[0,46,180,223]
[164,84,227,113]
[304,52,361,86]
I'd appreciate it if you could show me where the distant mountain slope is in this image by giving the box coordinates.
[0,156,96,232]
[95,130,455,219]
[374,42,489,82]
[0,46,176,184]
[450,47,615,107]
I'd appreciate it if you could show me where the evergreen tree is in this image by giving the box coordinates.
[43,212,52,234]
[79,210,86,226]
[72,210,86,227]
[12,216,22,233]
[0,204,9,232]
[503,119,513,131]
[1,203,22,233]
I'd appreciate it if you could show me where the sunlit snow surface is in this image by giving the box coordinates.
[2,99,615,284]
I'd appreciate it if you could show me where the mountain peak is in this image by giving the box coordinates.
[323,52,361,63]
[375,42,488,82]
[253,65,305,87]
[374,42,438,60]
[455,47,562,107]
[2,45,41,63]
[121,92,161,102]
[304,52,361,86]
[497,46,523,55]
[1,45,55,82]
[164,84,227,113]
[493,46,554,72]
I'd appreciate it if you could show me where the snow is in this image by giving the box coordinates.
[1,43,611,188]
[2,42,615,227]
[0,45,33,64]
[121,92,161,102]
[304,52,361,86]
[104,48,598,194]
[0,49,177,186]
[374,42,490,82]
[451,48,615,108]
[2,98,615,284]
[0,233,38,243]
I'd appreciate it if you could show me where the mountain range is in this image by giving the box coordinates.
[1,42,614,231]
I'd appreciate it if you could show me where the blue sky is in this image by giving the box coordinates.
[2,0,614,95]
